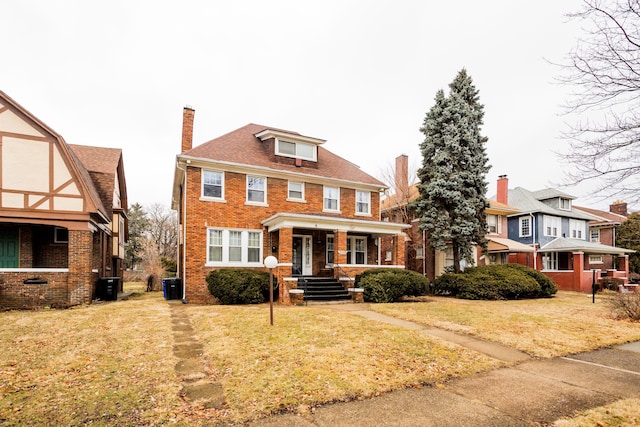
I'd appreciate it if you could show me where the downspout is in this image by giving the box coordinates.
[176,160,188,302]
[530,213,536,270]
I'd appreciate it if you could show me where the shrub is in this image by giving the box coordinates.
[609,291,640,321]
[206,269,276,305]
[358,269,428,303]
[433,264,558,300]
[599,277,625,291]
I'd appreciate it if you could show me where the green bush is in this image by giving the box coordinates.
[433,264,558,300]
[357,269,428,303]
[206,269,276,304]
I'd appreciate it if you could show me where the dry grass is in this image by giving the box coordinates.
[187,304,501,423]
[553,398,640,426]
[0,292,185,426]
[1,287,640,425]
[370,291,640,358]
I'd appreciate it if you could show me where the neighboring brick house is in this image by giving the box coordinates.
[500,178,633,292]
[381,158,533,281]
[171,107,407,304]
[0,90,128,309]
[573,201,629,272]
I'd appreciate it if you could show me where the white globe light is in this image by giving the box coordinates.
[264,256,278,269]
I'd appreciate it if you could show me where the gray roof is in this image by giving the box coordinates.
[507,187,597,220]
[538,237,635,254]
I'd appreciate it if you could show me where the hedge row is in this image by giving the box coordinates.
[355,269,429,303]
[206,269,277,304]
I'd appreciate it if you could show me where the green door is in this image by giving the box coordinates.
[0,229,18,268]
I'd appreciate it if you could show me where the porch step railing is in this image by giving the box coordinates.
[297,277,351,302]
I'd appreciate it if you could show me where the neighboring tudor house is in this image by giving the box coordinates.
[0,90,128,309]
[381,158,533,280]
[572,200,629,272]
[500,178,633,292]
[171,107,407,304]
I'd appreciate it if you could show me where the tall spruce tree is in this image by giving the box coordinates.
[416,69,490,272]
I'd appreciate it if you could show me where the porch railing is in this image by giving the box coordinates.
[334,264,353,287]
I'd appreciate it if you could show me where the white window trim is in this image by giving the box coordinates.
[346,235,367,265]
[543,215,560,237]
[559,197,571,211]
[590,229,600,243]
[589,255,603,264]
[287,181,306,202]
[519,216,531,238]
[245,175,268,206]
[355,190,371,216]
[487,214,501,235]
[323,186,341,213]
[326,234,335,267]
[542,252,559,271]
[569,219,585,240]
[206,228,264,267]
[275,138,317,161]
[201,169,226,202]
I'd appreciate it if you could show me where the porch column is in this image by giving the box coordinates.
[335,230,348,266]
[394,233,406,267]
[618,255,629,280]
[68,229,94,305]
[277,228,293,303]
[572,252,585,293]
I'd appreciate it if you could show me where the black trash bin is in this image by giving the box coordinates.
[97,277,120,301]
[162,277,182,300]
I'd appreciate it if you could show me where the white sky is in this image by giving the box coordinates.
[2,0,606,210]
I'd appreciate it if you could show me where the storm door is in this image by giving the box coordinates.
[292,235,312,276]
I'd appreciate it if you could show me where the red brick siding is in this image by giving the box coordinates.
[0,271,71,309]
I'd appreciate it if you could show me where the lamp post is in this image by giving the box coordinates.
[264,256,278,326]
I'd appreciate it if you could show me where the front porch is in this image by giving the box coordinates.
[540,252,631,293]
[261,213,408,304]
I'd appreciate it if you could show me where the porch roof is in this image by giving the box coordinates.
[487,237,535,253]
[538,237,635,254]
[261,213,409,236]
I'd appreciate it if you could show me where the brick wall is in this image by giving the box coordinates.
[181,166,384,303]
[0,271,70,309]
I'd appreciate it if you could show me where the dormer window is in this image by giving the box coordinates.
[276,139,317,161]
[559,197,571,210]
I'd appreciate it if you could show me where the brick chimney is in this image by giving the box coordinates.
[610,200,628,216]
[395,154,408,197]
[497,175,508,204]
[181,105,195,153]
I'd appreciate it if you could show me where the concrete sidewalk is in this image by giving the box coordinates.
[248,304,640,427]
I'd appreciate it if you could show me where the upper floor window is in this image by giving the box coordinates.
[324,186,340,211]
[559,198,571,210]
[519,216,531,237]
[416,245,424,259]
[543,215,560,237]
[202,170,224,200]
[487,214,501,234]
[356,190,371,215]
[276,139,317,161]
[569,219,585,239]
[246,176,267,205]
[288,181,305,201]
[590,229,600,243]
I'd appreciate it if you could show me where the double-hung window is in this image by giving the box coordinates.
[202,170,224,200]
[355,190,371,215]
[543,215,560,237]
[487,214,501,234]
[288,181,304,201]
[324,186,340,211]
[590,229,600,243]
[247,176,266,204]
[207,229,263,265]
[519,217,531,237]
[346,236,366,264]
[326,235,334,265]
[570,219,585,239]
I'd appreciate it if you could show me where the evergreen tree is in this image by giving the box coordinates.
[124,203,149,269]
[416,69,490,272]
[615,213,640,274]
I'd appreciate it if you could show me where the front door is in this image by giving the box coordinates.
[0,228,18,268]
[292,235,312,276]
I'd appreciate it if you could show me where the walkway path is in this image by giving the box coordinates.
[247,303,640,426]
[169,300,225,409]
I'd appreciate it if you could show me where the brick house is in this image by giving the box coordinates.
[0,90,128,309]
[171,107,407,304]
[381,157,533,281]
[572,201,629,272]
